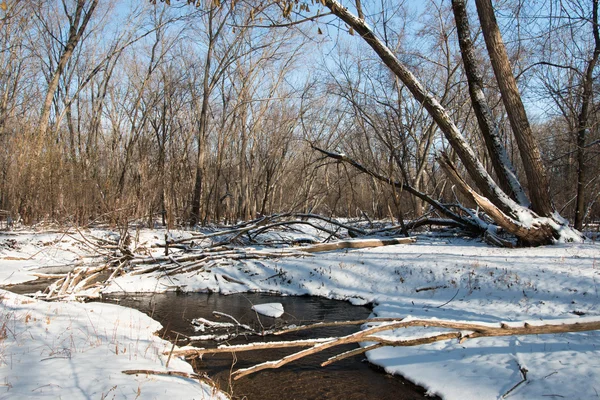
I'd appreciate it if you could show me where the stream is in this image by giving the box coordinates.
[102,292,437,400]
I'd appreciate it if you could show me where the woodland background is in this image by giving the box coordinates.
[0,0,598,231]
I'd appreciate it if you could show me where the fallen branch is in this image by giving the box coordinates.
[121,369,206,381]
[416,285,448,293]
[250,220,342,240]
[311,145,484,233]
[299,237,416,253]
[165,316,600,380]
[169,217,271,245]
[168,338,335,358]
[273,317,401,335]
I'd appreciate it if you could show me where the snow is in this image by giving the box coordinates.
[2,228,600,399]
[251,303,285,318]
[0,289,224,399]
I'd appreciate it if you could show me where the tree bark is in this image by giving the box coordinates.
[189,8,214,227]
[574,0,600,230]
[451,0,529,208]
[474,0,553,217]
[438,153,555,245]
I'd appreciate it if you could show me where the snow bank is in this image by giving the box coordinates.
[104,232,600,400]
[3,229,600,400]
[0,289,223,399]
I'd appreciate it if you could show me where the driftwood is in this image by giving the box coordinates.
[166,317,600,380]
[31,232,417,300]
[128,237,415,278]
[30,217,418,301]
[299,237,416,253]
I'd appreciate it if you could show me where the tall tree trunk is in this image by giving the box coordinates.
[574,0,600,230]
[190,7,217,226]
[474,0,553,217]
[322,0,517,217]
[38,0,98,138]
[320,0,580,244]
[451,0,530,208]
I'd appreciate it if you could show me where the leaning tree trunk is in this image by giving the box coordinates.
[322,0,512,215]
[320,0,579,245]
[451,0,529,208]
[474,0,553,217]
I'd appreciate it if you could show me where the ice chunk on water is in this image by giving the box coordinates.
[252,302,284,318]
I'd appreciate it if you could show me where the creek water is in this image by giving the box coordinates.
[101,292,437,400]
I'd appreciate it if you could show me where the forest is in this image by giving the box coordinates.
[0,0,598,243]
[1,2,600,399]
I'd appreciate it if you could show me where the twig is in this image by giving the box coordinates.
[211,311,254,332]
[436,288,460,309]
[501,363,529,398]
[416,285,447,292]
[166,332,179,368]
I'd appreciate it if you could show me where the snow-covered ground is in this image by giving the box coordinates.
[1,228,600,399]
[0,230,226,399]
[0,289,224,399]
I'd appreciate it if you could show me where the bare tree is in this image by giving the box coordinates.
[451,0,529,208]
[36,0,99,139]
[573,0,600,229]
[260,0,582,244]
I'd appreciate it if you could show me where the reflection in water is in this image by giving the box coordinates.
[104,292,437,400]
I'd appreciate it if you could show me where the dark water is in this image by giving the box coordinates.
[102,292,437,400]
[2,278,58,295]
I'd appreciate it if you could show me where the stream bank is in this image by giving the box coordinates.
[102,292,437,400]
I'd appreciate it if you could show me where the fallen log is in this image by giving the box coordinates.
[299,237,416,253]
[233,317,600,379]
[165,316,600,380]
